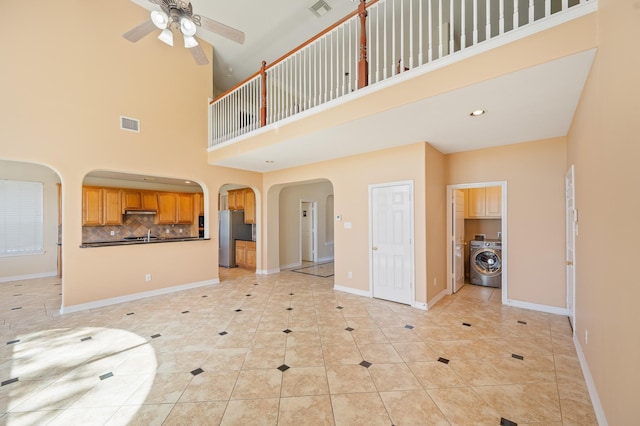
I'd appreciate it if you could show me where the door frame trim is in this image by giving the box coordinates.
[368,180,416,307]
[299,200,318,263]
[446,181,508,305]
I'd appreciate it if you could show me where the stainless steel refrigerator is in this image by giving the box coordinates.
[219,210,253,267]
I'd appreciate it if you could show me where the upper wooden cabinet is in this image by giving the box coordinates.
[82,186,123,226]
[156,193,194,224]
[465,187,502,218]
[227,188,256,224]
[122,190,159,212]
[194,192,204,216]
[243,189,256,224]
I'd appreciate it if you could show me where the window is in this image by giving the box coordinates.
[0,180,44,256]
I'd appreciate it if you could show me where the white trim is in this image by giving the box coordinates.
[574,335,608,426]
[412,301,428,311]
[258,268,281,275]
[0,271,57,283]
[427,289,449,310]
[505,298,568,316]
[59,279,219,314]
[280,262,302,270]
[334,284,371,298]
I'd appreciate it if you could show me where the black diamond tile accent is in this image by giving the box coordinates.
[512,354,524,361]
[13,294,22,297]
[437,357,450,364]
[1,378,18,386]
[277,364,290,372]
[191,368,204,376]
[80,337,92,342]
[517,320,527,325]
[289,293,294,296]
[182,311,190,314]
[462,322,472,327]
[500,418,518,426]
[219,331,228,336]
[246,294,251,297]
[286,307,293,311]
[126,312,135,316]
[283,329,292,334]
[404,324,414,329]
[11,307,22,311]
[202,295,208,298]
[235,309,242,312]
[151,334,161,339]
[99,372,113,381]
[6,339,20,345]
[359,360,372,368]
[336,306,344,310]
[345,327,354,332]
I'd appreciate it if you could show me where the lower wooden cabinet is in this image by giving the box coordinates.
[235,240,256,270]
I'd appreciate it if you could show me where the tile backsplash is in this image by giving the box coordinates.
[82,214,192,243]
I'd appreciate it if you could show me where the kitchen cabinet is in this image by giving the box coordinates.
[228,188,256,224]
[82,186,123,226]
[465,187,502,218]
[243,189,256,224]
[235,240,256,270]
[228,189,244,210]
[122,190,159,212]
[157,193,194,224]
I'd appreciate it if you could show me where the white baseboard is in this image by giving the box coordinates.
[506,298,568,316]
[427,288,449,310]
[0,271,57,283]
[573,335,608,425]
[256,268,280,275]
[334,284,371,298]
[280,262,302,270]
[60,279,220,314]
[412,301,428,311]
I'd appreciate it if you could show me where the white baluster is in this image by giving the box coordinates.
[486,0,491,40]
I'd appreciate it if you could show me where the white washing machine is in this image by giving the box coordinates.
[470,240,502,288]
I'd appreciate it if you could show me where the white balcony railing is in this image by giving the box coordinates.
[209,0,594,148]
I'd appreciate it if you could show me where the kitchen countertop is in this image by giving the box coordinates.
[80,237,209,248]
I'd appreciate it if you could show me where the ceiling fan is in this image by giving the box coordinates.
[123,0,245,66]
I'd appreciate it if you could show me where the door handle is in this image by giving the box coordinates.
[566,261,573,266]
[372,246,378,251]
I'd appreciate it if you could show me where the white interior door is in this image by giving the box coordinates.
[301,201,315,262]
[452,190,465,293]
[566,165,577,331]
[370,182,414,305]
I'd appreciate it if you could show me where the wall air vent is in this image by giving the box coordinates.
[309,0,331,17]
[120,115,140,133]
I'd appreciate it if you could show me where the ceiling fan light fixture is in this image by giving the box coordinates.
[158,28,174,46]
[180,17,197,36]
[183,35,199,48]
[150,10,169,29]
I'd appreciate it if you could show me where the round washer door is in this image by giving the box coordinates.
[472,249,502,276]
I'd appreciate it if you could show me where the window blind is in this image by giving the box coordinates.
[0,180,44,256]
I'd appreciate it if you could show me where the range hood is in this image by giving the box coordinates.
[124,209,157,215]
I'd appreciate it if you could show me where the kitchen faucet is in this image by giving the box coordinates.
[146,229,151,242]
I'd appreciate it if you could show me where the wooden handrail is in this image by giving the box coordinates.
[210,0,380,104]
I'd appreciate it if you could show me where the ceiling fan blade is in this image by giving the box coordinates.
[189,44,209,66]
[199,16,245,45]
[122,19,157,42]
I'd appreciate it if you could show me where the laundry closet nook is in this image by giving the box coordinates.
[463,186,502,285]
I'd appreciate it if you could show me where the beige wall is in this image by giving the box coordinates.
[425,145,448,301]
[566,0,640,422]
[0,1,261,308]
[263,143,428,304]
[278,180,334,268]
[0,161,60,281]
[447,138,567,307]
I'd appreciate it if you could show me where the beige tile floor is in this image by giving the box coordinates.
[0,267,597,425]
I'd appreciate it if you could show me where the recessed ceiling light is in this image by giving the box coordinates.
[470,109,486,117]
[185,181,191,184]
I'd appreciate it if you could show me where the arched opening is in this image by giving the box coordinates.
[218,184,258,273]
